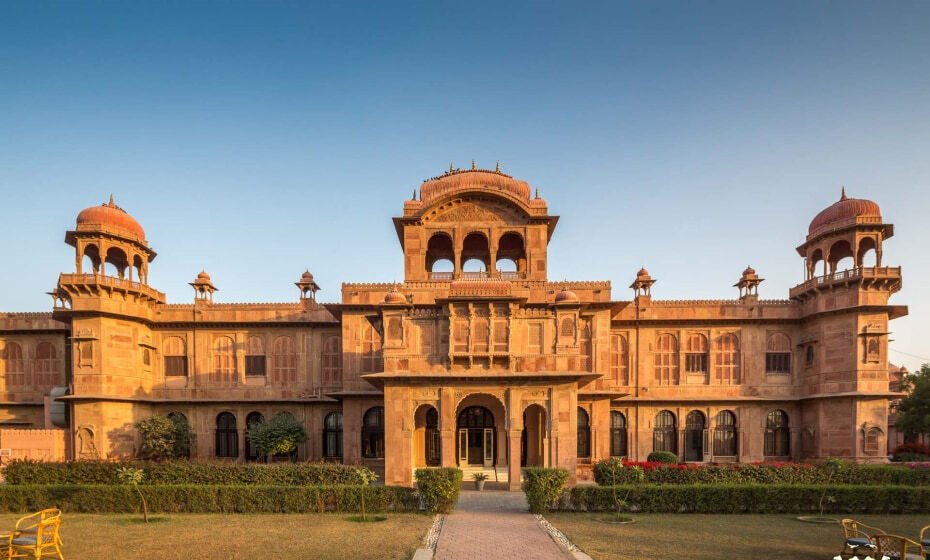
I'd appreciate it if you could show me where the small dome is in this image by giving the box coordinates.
[808,189,881,235]
[383,285,407,304]
[554,287,580,303]
[197,270,211,281]
[636,267,650,277]
[301,270,314,281]
[742,266,756,276]
[76,195,146,240]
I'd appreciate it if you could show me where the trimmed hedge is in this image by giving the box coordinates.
[646,451,678,464]
[414,468,462,513]
[592,460,930,487]
[3,460,374,486]
[557,484,930,514]
[0,484,418,514]
[523,467,570,514]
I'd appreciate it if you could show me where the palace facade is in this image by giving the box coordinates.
[0,167,907,488]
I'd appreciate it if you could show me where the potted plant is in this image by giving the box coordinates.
[473,472,488,491]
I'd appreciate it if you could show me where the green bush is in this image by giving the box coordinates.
[414,468,462,513]
[523,467,570,514]
[136,415,195,461]
[591,460,930,486]
[558,484,930,514]
[646,451,678,464]
[0,484,418,514]
[246,412,309,459]
[2,460,375,486]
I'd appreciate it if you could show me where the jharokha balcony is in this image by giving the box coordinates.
[788,266,902,301]
[54,273,167,306]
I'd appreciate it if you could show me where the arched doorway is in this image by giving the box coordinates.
[684,410,707,462]
[521,404,546,467]
[457,406,495,466]
[414,405,441,467]
[244,411,265,462]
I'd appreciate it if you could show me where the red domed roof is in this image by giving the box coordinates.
[554,287,580,303]
[742,266,756,276]
[419,169,531,205]
[636,267,650,277]
[301,270,314,281]
[197,270,211,281]
[808,189,881,235]
[76,196,145,240]
[383,285,407,304]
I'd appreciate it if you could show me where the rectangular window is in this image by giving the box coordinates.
[245,355,265,376]
[765,352,791,373]
[472,317,489,353]
[164,356,188,377]
[685,353,707,373]
[452,320,469,353]
[528,323,543,354]
[492,320,508,353]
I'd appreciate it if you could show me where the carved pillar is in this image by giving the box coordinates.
[508,430,522,491]
[439,388,456,467]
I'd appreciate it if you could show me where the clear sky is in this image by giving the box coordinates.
[1,1,928,369]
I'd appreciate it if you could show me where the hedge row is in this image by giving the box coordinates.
[556,484,930,514]
[2,460,374,486]
[414,468,463,514]
[0,485,419,514]
[592,460,930,486]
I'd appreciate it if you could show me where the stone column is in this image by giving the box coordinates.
[508,430,522,491]
[439,388,456,467]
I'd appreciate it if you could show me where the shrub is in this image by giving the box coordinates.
[135,415,194,461]
[246,412,308,459]
[523,467,570,514]
[2,460,375,486]
[646,451,678,464]
[0,484,418,514]
[891,442,930,462]
[559,484,930,514]
[414,468,462,513]
[591,460,930,486]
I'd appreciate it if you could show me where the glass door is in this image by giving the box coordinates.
[483,428,494,467]
[458,429,467,464]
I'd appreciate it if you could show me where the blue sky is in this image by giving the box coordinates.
[1,1,928,369]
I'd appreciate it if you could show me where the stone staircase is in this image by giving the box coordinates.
[459,465,509,484]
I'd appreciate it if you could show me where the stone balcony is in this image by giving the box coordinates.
[789,266,902,301]
[56,273,167,306]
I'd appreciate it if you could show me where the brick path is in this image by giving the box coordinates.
[434,490,573,560]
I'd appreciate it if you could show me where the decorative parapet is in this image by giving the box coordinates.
[788,266,902,300]
[57,273,166,304]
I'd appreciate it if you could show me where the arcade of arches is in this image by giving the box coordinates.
[0,168,905,490]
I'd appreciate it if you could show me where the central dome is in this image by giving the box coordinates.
[808,190,881,235]
[419,169,531,205]
[76,196,146,241]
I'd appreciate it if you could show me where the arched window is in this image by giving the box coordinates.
[863,427,882,456]
[764,410,790,457]
[805,344,815,367]
[461,232,490,275]
[142,348,151,368]
[685,334,708,374]
[765,334,792,374]
[3,342,25,386]
[215,412,238,458]
[34,342,59,386]
[361,326,382,373]
[426,233,455,279]
[714,333,740,384]
[245,336,265,377]
[362,407,385,459]
[271,336,297,383]
[579,319,593,372]
[610,411,628,458]
[163,336,187,377]
[577,407,591,460]
[244,411,264,462]
[713,410,737,456]
[425,408,440,466]
[496,232,526,278]
[323,411,343,459]
[609,334,629,385]
[212,336,237,384]
[322,336,341,387]
[654,334,679,385]
[653,410,677,455]
[684,411,706,462]
[560,317,575,338]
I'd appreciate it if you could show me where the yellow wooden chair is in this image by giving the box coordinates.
[919,524,929,559]
[839,518,882,558]
[1,509,64,560]
[873,534,924,560]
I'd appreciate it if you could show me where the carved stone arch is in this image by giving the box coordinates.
[421,193,531,226]
[453,391,508,430]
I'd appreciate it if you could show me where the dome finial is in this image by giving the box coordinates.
[449,162,454,173]
[108,193,114,206]
[841,186,847,200]
[471,159,476,171]
[495,160,500,173]
[535,188,539,198]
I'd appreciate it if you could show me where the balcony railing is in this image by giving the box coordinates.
[428,271,523,281]
[789,266,901,298]
[58,273,166,302]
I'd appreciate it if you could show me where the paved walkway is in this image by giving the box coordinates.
[434,490,574,560]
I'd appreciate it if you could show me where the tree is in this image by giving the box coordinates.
[117,466,149,522]
[896,364,930,442]
[135,414,195,461]
[246,412,308,460]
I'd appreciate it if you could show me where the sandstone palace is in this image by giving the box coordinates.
[0,166,907,488]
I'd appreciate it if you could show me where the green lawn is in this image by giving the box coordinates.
[0,513,434,560]
[547,513,930,560]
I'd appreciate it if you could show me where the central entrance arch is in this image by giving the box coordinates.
[457,406,495,466]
